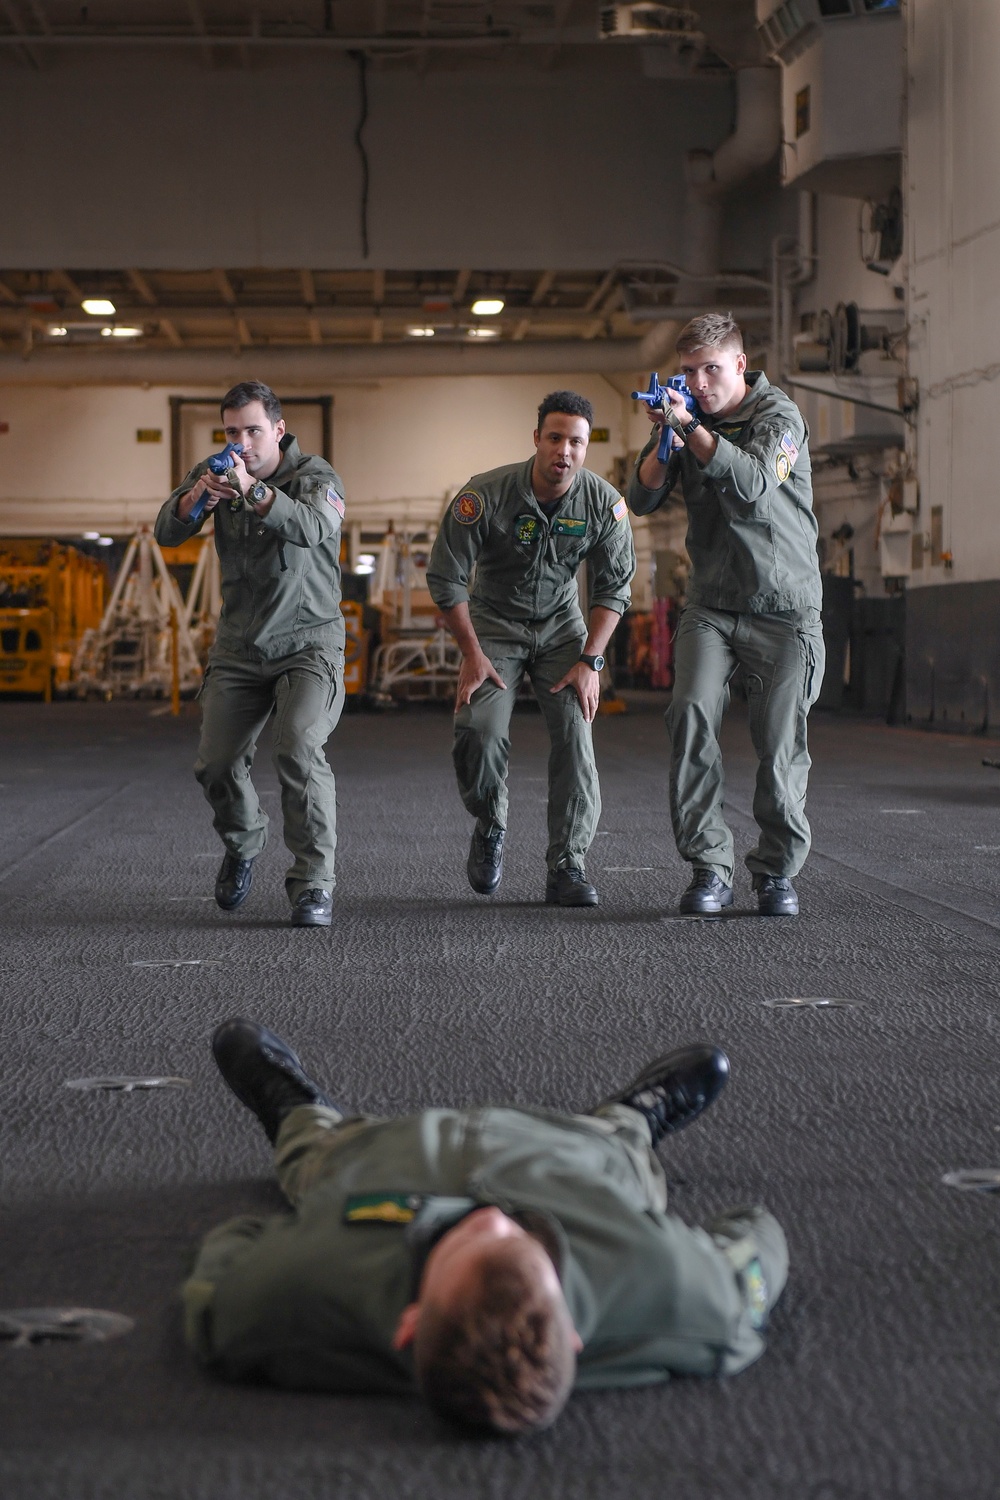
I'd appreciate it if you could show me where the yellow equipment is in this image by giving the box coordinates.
[0,542,105,699]
[341,600,370,696]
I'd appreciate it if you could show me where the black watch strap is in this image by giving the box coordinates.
[579,652,605,672]
[684,413,703,435]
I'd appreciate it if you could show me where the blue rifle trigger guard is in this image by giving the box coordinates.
[189,442,245,522]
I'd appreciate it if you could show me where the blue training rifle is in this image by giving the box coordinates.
[631,372,698,461]
[189,442,244,522]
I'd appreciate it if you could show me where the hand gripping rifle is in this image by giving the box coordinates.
[189,442,245,522]
[631,373,698,461]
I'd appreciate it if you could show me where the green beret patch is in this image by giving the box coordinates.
[453,491,484,525]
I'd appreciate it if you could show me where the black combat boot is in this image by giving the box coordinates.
[678,869,733,915]
[291,888,333,927]
[215,851,255,911]
[211,1018,335,1142]
[467,823,505,895]
[545,864,599,907]
[753,874,799,917]
[603,1044,730,1146]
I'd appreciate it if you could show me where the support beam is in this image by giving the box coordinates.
[159,318,183,348]
[0,0,41,68]
[236,315,252,346]
[307,316,322,346]
[300,269,316,306]
[371,316,383,343]
[51,268,84,303]
[127,268,157,305]
[453,268,471,304]
[0,279,18,305]
[530,270,555,306]
[213,268,236,305]
[583,268,617,315]
[512,318,531,342]
[372,269,386,304]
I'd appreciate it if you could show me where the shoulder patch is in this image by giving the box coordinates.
[452,490,484,525]
[775,452,791,484]
[612,496,628,522]
[326,487,345,519]
[343,1193,423,1226]
[780,431,800,466]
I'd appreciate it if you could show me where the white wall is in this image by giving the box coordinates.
[907,0,1000,587]
[0,51,736,271]
[0,370,651,534]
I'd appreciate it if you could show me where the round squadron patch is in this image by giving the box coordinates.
[775,452,791,483]
[514,514,540,547]
[453,490,484,525]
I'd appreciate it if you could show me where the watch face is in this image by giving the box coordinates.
[252,483,267,502]
[593,655,605,671]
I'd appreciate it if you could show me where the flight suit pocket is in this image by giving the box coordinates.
[796,627,825,708]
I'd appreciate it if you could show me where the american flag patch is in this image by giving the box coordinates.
[780,432,799,466]
[612,496,628,522]
[326,487,345,518]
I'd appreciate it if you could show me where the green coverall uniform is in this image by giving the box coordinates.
[626,373,825,885]
[154,435,347,905]
[426,459,635,874]
[183,1099,787,1394]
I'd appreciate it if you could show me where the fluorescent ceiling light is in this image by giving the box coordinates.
[97,536,114,546]
[82,531,100,540]
[407,326,435,338]
[81,298,116,316]
[110,326,143,338]
[468,326,500,339]
[471,298,504,316]
[48,326,68,337]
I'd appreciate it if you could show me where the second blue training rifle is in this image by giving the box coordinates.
[631,372,698,462]
[189,442,245,522]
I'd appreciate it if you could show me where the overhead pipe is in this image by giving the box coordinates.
[642,66,781,367]
[0,338,648,386]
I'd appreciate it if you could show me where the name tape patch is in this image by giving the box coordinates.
[453,491,484,525]
[343,1192,423,1226]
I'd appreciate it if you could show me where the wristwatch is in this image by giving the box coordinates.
[683,412,704,436]
[579,653,605,672]
[249,481,270,507]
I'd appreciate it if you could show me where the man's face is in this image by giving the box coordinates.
[221,400,285,477]
[677,344,748,419]
[532,413,590,491]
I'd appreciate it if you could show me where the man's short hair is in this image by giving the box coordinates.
[220,380,283,423]
[537,390,594,433]
[675,312,744,357]
[414,1246,577,1435]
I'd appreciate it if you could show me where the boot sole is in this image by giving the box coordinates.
[678,892,733,915]
[291,911,332,927]
[545,890,599,907]
[468,871,503,895]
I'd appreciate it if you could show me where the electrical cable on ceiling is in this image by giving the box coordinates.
[350,50,371,261]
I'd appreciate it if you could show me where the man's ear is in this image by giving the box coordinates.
[392,1302,421,1351]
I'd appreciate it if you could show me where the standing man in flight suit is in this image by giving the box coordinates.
[427,391,635,907]
[155,381,347,929]
[627,314,825,917]
[183,1016,786,1436]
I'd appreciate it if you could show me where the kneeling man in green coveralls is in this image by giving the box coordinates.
[427,391,636,907]
[627,314,825,918]
[155,381,346,929]
[183,1019,787,1435]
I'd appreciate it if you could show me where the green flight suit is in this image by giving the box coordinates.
[183,1100,787,1395]
[154,435,347,903]
[426,459,635,873]
[626,373,825,884]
